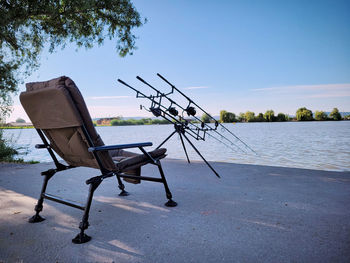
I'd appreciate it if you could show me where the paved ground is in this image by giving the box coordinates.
[0,159,350,263]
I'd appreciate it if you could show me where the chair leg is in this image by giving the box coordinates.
[115,174,129,196]
[157,161,177,207]
[72,178,102,244]
[28,173,54,223]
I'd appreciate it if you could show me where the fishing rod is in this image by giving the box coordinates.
[117,79,202,141]
[120,77,214,143]
[157,73,257,155]
[136,75,245,153]
[118,77,222,178]
[137,75,216,128]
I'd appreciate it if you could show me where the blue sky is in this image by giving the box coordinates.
[10,0,350,121]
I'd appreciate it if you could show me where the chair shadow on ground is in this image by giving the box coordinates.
[0,162,191,259]
[0,183,174,261]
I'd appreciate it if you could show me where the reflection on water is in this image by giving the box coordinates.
[3,121,350,172]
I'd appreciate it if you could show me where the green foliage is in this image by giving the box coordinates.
[201,113,211,123]
[237,112,245,122]
[0,126,34,129]
[255,113,265,122]
[264,110,275,122]
[111,119,141,126]
[0,96,12,124]
[0,129,18,162]
[296,107,313,121]
[245,111,255,122]
[276,113,288,122]
[150,118,170,125]
[27,160,40,164]
[219,110,227,123]
[15,118,25,123]
[220,110,236,123]
[314,111,328,121]
[110,118,169,126]
[226,112,236,122]
[0,0,145,119]
[329,108,342,121]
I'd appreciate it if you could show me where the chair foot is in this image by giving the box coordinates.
[72,233,91,244]
[119,190,129,196]
[28,214,45,223]
[165,199,177,207]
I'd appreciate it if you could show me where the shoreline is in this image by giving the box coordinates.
[5,157,350,173]
[1,119,349,129]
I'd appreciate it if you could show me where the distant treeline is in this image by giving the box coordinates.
[201,107,349,123]
[94,118,169,126]
[91,107,349,127]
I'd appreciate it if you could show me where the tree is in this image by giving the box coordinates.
[220,110,227,123]
[238,112,246,122]
[220,110,236,123]
[201,113,210,123]
[264,110,275,122]
[314,111,328,121]
[329,108,342,121]
[15,118,25,123]
[226,112,236,122]
[255,113,265,122]
[296,107,313,121]
[1,0,145,120]
[276,113,288,122]
[245,111,255,122]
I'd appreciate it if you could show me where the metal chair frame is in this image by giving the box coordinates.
[29,124,176,244]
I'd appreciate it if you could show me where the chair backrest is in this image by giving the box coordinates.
[20,76,115,171]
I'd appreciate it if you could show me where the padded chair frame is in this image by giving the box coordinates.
[29,126,176,244]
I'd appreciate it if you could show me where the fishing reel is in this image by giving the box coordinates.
[185,106,196,116]
[168,106,179,116]
[150,107,162,117]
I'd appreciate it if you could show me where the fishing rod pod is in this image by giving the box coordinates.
[117,74,257,177]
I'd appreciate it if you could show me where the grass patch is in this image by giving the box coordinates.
[0,126,34,129]
[1,158,40,164]
[0,137,18,162]
[0,129,38,163]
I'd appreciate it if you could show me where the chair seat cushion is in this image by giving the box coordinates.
[112,148,167,171]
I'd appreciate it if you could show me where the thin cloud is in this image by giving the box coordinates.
[88,96,131,100]
[251,83,350,92]
[251,83,350,99]
[183,86,209,90]
[251,87,278,91]
[305,91,350,98]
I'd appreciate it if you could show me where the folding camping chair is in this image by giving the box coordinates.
[20,76,177,244]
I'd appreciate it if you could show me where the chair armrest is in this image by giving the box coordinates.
[88,142,153,152]
[35,144,48,149]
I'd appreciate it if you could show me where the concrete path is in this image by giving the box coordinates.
[0,160,349,262]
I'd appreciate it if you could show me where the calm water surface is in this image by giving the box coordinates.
[3,121,350,171]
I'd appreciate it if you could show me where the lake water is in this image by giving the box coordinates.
[3,121,350,172]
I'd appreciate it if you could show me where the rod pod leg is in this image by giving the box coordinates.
[179,133,190,164]
[182,133,221,178]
